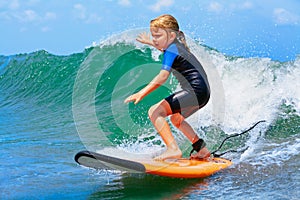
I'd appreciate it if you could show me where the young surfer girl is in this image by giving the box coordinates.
[124,14,211,160]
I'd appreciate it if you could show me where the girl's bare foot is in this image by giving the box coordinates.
[154,148,182,161]
[190,147,211,160]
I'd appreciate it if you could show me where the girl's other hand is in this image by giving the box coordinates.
[124,93,143,105]
[136,32,151,45]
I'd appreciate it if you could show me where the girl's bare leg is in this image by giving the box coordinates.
[170,113,210,159]
[148,100,182,160]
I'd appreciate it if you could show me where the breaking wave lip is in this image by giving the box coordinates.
[101,28,300,125]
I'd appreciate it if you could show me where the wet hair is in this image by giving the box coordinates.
[150,14,189,51]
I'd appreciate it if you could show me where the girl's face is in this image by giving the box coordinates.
[150,27,176,51]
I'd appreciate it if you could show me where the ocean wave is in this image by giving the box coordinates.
[0,33,299,162]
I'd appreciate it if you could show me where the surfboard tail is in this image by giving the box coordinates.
[75,150,146,173]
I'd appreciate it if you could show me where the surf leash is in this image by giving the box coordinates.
[211,120,266,157]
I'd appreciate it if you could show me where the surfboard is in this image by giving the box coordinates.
[75,150,232,178]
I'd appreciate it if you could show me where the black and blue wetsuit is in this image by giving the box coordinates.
[162,40,210,118]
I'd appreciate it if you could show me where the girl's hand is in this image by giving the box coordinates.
[136,32,152,45]
[124,92,143,105]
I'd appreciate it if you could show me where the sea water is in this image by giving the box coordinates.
[0,30,299,199]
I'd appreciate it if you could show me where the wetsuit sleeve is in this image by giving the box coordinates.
[161,44,178,71]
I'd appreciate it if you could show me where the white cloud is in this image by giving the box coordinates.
[0,1,57,23]
[22,9,38,22]
[208,1,253,13]
[73,3,102,24]
[273,8,300,25]
[8,9,56,23]
[73,4,86,20]
[208,2,223,13]
[149,0,174,12]
[45,12,56,20]
[240,1,253,10]
[118,0,131,7]
[230,1,253,10]
[0,1,57,33]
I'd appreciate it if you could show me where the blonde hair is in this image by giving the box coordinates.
[150,14,189,51]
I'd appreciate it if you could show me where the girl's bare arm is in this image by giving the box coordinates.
[124,70,170,104]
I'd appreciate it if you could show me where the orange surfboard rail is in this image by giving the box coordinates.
[75,150,232,178]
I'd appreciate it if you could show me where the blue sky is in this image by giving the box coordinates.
[0,0,299,61]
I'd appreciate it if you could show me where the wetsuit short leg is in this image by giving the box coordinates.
[165,90,210,118]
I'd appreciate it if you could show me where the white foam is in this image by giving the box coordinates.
[196,51,300,132]
[245,138,300,166]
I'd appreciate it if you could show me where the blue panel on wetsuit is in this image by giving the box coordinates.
[161,43,178,71]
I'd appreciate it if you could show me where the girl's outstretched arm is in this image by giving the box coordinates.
[136,32,153,46]
[136,32,163,51]
[124,70,170,104]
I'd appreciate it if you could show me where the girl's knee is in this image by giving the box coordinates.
[148,105,156,120]
[148,100,171,122]
[148,104,161,122]
[148,103,168,121]
[170,114,184,128]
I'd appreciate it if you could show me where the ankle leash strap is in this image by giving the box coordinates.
[189,139,206,156]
